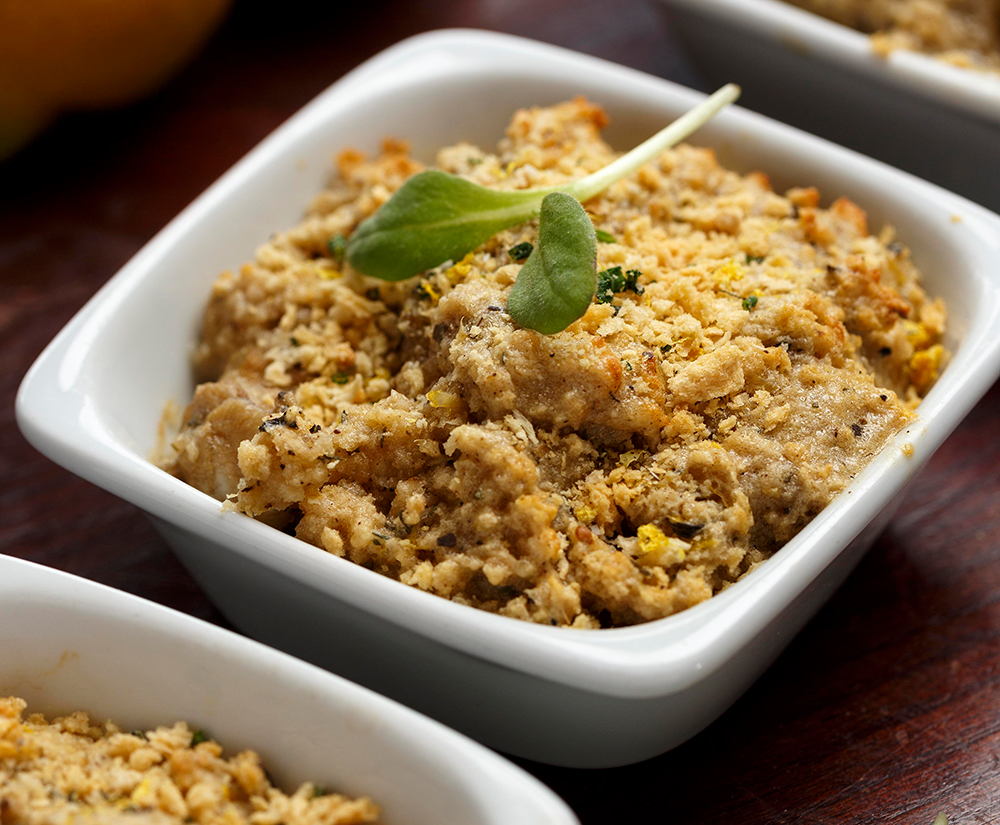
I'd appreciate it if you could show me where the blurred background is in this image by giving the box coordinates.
[2,2,999,824]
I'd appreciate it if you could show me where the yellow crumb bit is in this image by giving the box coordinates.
[903,319,931,350]
[417,280,440,303]
[130,778,155,806]
[574,505,598,523]
[909,344,944,395]
[636,524,690,567]
[427,389,460,410]
[446,253,475,283]
[901,443,915,457]
[314,263,341,280]
[618,449,647,468]
[714,259,745,284]
[492,160,518,180]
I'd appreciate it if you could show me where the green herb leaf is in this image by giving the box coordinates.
[331,371,351,385]
[508,242,533,261]
[507,193,596,334]
[346,85,740,282]
[346,170,543,281]
[595,229,616,243]
[190,730,208,746]
[742,294,758,311]
[745,253,765,264]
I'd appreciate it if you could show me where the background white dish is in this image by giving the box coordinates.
[0,554,577,825]
[16,29,1000,767]
[658,0,1000,213]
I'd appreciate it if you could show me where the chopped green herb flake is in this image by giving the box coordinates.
[596,266,644,304]
[508,242,534,262]
[312,785,330,799]
[742,294,758,311]
[660,344,672,353]
[327,234,347,262]
[595,229,616,243]
[331,372,351,385]
[190,730,208,746]
[745,253,765,264]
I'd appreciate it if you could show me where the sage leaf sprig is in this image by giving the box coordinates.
[345,84,741,282]
[507,193,597,334]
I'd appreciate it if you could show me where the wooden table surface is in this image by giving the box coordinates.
[3,2,999,822]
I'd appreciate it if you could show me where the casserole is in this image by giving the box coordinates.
[659,0,1000,213]
[16,29,1000,767]
[0,554,576,824]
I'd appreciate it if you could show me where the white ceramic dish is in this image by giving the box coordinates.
[16,29,1000,767]
[0,554,576,825]
[659,0,1000,212]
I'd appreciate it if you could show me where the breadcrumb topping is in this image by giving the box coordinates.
[0,697,379,825]
[785,0,1000,73]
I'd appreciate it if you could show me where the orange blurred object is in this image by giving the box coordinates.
[0,0,233,158]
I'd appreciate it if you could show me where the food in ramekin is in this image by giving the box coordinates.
[784,0,1000,74]
[0,696,379,824]
[162,98,946,628]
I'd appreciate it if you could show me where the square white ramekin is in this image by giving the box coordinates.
[0,554,577,825]
[16,29,1000,768]
[658,0,1000,212]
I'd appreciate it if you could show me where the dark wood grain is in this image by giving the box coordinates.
[2,2,998,823]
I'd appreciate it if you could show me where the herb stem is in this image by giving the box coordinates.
[563,84,741,203]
